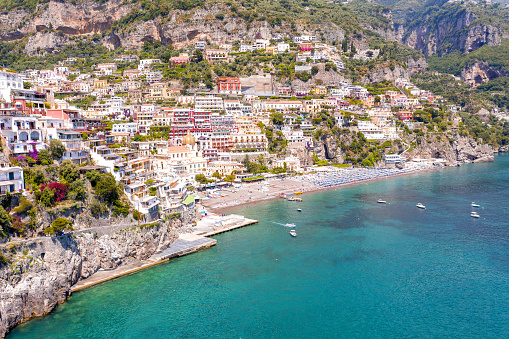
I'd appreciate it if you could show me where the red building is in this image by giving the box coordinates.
[300,43,313,51]
[396,110,413,121]
[217,77,241,95]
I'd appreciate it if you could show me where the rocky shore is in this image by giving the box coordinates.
[0,216,193,338]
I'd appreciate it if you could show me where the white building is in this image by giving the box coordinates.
[0,115,45,154]
[112,123,138,134]
[277,43,290,53]
[357,121,385,140]
[195,95,224,112]
[0,70,24,103]
[0,166,24,194]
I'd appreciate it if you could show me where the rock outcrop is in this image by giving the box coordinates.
[403,8,503,57]
[405,133,494,165]
[0,218,184,338]
[461,62,508,86]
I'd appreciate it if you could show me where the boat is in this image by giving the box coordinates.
[294,198,303,202]
[290,230,297,237]
[416,203,426,209]
[285,223,296,227]
[377,199,387,204]
[287,197,296,201]
[471,212,480,218]
[297,208,302,212]
[471,202,480,208]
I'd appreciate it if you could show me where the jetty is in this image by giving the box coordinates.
[71,215,257,293]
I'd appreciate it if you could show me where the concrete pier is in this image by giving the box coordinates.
[71,216,258,292]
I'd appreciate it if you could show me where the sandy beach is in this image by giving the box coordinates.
[202,163,442,212]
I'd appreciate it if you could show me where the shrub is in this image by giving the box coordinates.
[90,199,108,216]
[85,170,101,187]
[49,139,66,159]
[0,206,11,238]
[39,187,55,207]
[68,180,87,201]
[13,197,33,215]
[0,252,10,265]
[95,174,120,204]
[59,160,79,183]
[113,200,130,217]
[37,149,53,165]
[44,217,73,235]
[40,183,69,202]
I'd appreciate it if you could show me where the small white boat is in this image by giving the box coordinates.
[377,199,387,204]
[297,208,302,212]
[471,212,480,218]
[285,223,296,227]
[416,203,426,209]
[287,197,296,201]
[471,202,480,208]
[290,230,297,237]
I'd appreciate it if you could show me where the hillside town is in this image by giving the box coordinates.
[0,35,467,223]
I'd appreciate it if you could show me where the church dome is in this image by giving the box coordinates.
[182,131,195,145]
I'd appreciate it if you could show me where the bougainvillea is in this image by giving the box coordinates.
[40,183,69,202]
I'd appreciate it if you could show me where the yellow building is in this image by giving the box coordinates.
[93,79,108,89]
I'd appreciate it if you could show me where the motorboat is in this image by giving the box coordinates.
[471,202,480,208]
[290,230,297,237]
[285,223,296,227]
[416,203,426,209]
[297,208,302,212]
[471,212,480,218]
[377,199,387,204]
[287,197,296,201]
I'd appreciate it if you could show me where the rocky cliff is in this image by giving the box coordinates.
[403,7,503,57]
[0,217,188,338]
[405,133,494,165]
[460,61,509,86]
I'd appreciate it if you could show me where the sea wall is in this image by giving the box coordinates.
[0,216,190,338]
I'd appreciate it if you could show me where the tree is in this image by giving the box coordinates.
[212,171,222,180]
[192,50,204,63]
[311,66,319,76]
[95,174,120,204]
[270,112,284,126]
[342,37,348,53]
[350,43,357,55]
[39,187,55,207]
[195,174,209,184]
[68,180,87,201]
[59,160,79,183]
[37,149,53,165]
[85,170,101,187]
[0,206,11,238]
[44,218,73,235]
[49,139,66,159]
[23,81,32,89]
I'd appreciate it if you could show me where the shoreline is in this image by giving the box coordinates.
[206,164,444,214]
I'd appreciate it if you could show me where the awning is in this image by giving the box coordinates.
[182,194,195,205]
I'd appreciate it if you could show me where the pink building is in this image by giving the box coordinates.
[300,43,313,51]
[169,53,190,67]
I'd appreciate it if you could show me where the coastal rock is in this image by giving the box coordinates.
[0,219,183,338]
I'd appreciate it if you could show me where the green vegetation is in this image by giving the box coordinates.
[44,218,73,235]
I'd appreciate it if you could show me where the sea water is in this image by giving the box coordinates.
[8,154,509,338]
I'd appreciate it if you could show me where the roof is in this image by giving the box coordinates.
[182,194,195,205]
[168,146,190,153]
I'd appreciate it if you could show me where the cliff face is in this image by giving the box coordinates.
[403,8,502,57]
[405,133,494,165]
[460,62,509,86]
[0,219,182,338]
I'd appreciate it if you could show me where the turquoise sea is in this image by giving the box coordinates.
[9,154,509,338]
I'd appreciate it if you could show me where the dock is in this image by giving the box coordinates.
[71,215,258,293]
